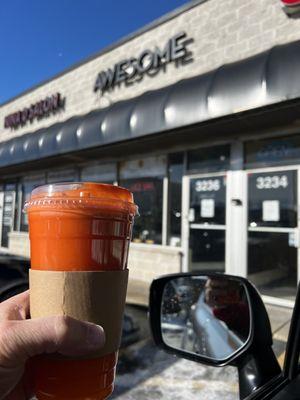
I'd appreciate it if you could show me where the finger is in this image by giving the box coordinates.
[0,291,29,322]
[0,315,105,367]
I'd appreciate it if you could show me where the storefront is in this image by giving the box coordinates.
[1,0,300,307]
[182,140,300,307]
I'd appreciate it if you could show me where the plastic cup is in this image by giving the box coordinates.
[24,182,138,400]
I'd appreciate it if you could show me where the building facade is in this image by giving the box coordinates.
[1,0,300,306]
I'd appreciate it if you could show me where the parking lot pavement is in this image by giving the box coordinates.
[266,304,292,343]
[266,304,293,366]
[113,339,239,400]
[114,305,238,400]
[113,304,293,400]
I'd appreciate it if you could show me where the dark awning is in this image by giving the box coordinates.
[1,39,300,168]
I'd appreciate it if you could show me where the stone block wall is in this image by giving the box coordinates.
[7,231,30,258]
[126,243,182,306]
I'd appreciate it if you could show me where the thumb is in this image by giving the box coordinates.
[0,316,105,367]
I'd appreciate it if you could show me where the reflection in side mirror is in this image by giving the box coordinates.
[161,276,250,361]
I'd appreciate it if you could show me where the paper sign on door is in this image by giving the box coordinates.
[188,208,195,222]
[262,200,280,222]
[201,199,215,218]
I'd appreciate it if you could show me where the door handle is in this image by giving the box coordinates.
[231,198,243,206]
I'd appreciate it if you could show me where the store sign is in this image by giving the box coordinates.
[4,93,64,129]
[281,0,300,5]
[281,0,300,15]
[128,181,155,192]
[94,31,193,94]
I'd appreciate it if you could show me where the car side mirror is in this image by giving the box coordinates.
[160,275,250,362]
[149,273,281,400]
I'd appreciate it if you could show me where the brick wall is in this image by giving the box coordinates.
[0,0,299,142]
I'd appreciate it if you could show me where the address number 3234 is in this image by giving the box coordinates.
[256,175,288,190]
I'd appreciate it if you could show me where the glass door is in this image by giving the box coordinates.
[185,173,227,272]
[247,168,298,301]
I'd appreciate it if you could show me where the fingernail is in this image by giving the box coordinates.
[86,324,105,349]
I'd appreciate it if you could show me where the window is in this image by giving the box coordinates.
[1,184,17,247]
[47,168,78,183]
[245,134,300,167]
[119,156,166,244]
[187,145,230,172]
[20,175,46,232]
[168,153,184,247]
[80,163,117,184]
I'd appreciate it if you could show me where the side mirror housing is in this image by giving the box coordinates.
[149,272,281,399]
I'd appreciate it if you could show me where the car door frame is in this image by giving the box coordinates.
[250,283,300,399]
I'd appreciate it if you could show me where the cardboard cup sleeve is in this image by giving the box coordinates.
[29,269,129,358]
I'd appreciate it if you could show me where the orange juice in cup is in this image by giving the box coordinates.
[25,182,138,400]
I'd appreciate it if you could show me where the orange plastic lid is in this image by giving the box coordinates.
[24,182,138,216]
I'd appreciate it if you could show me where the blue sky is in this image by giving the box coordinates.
[0,0,190,104]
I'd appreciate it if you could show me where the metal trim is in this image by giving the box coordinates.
[190,223,225,230]
[248,227,296,233]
